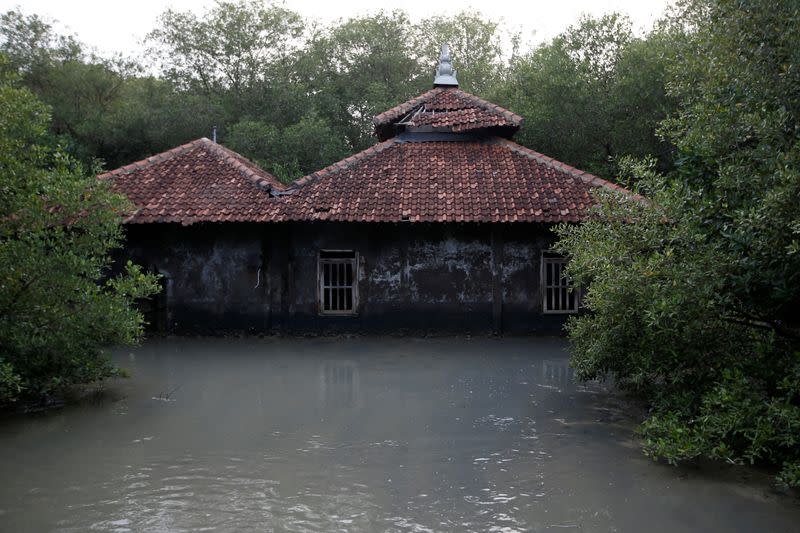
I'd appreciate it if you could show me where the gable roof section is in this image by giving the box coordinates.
[269,135,637,223]
[98,138,284,225]
[373,88,524,140]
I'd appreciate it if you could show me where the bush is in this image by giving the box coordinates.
[557,175,800,486]
[0,57,159,404]
[555,0,800,487]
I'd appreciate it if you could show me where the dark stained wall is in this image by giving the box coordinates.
[121,223,267,331]
[121,222,569,335]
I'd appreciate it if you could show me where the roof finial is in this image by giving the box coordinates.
[433,43,458,87]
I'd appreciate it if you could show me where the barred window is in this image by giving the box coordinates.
[318,250,358,315]
[541,253,579,314]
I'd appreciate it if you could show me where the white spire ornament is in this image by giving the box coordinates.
[433,44,459,87]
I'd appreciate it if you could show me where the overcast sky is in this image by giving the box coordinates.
[0,0,674,58]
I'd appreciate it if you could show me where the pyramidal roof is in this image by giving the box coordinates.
[373,44,523,141]
[373,87,524,141]
[102,45,637,226]
[269,45,636,223]
[263,135,634,223]
[99,137,284,225]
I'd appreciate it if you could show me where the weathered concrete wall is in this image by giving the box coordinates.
[121,222,567,335]
[121,224,268,332]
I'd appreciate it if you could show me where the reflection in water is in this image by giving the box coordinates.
[541,359,574,387]
[319,360,360,408]
[0,337,796,533]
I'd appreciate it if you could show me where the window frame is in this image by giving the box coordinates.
[541,251,580,314]
[317,250,359,316]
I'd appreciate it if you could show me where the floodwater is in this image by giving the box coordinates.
[0,338,797,532]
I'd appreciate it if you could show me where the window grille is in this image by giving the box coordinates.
[318,250,358,315]
[542,253,579,314]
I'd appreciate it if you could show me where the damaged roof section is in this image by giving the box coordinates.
[373,87,524,141]
[98,138,284,225]
[100,44,638,227]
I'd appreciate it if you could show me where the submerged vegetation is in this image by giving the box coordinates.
[556,0,800,487]
[0,63,159,405]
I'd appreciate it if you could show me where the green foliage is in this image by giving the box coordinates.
[297,10,429,152]
[145,0,312,160]
[496,14,676,179]
[0,9,81,75]
[0,358,21,400]
[148,0,303,96]
[297,9,512,153]
[144,3,517,175]
[81,77,217,169]
[0,4,531,179]
[414,11,511,96]
[2,4,675,184]
[0,59,159,404]
[226,114,348,182]
[0,9,212,170]
[555,0,800,486]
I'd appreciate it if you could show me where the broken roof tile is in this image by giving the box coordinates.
[373,87,524,140]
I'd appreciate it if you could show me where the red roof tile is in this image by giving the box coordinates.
[373,88,523,140]
[102,92,639,226]
[98,138,284,225]
[267,136,639,223]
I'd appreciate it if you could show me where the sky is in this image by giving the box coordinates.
[0,0,674,59]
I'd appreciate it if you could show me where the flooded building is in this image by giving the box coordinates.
[101,46,634,334]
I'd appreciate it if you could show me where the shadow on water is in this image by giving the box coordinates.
[0,383,129,419]
[0,336,797,533]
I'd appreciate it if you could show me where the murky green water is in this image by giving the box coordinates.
[0,337,796,532]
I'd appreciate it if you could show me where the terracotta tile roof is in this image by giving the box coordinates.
[268,135,638,223]
[101,95,638,226]
[98,138,284,225]
[373,88,524,140]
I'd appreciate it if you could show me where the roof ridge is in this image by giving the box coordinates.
[288,137,401,189]
[201,139,285,191]
[491,137,644,200]
[97,137,284,192]
[97,138,207,180]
